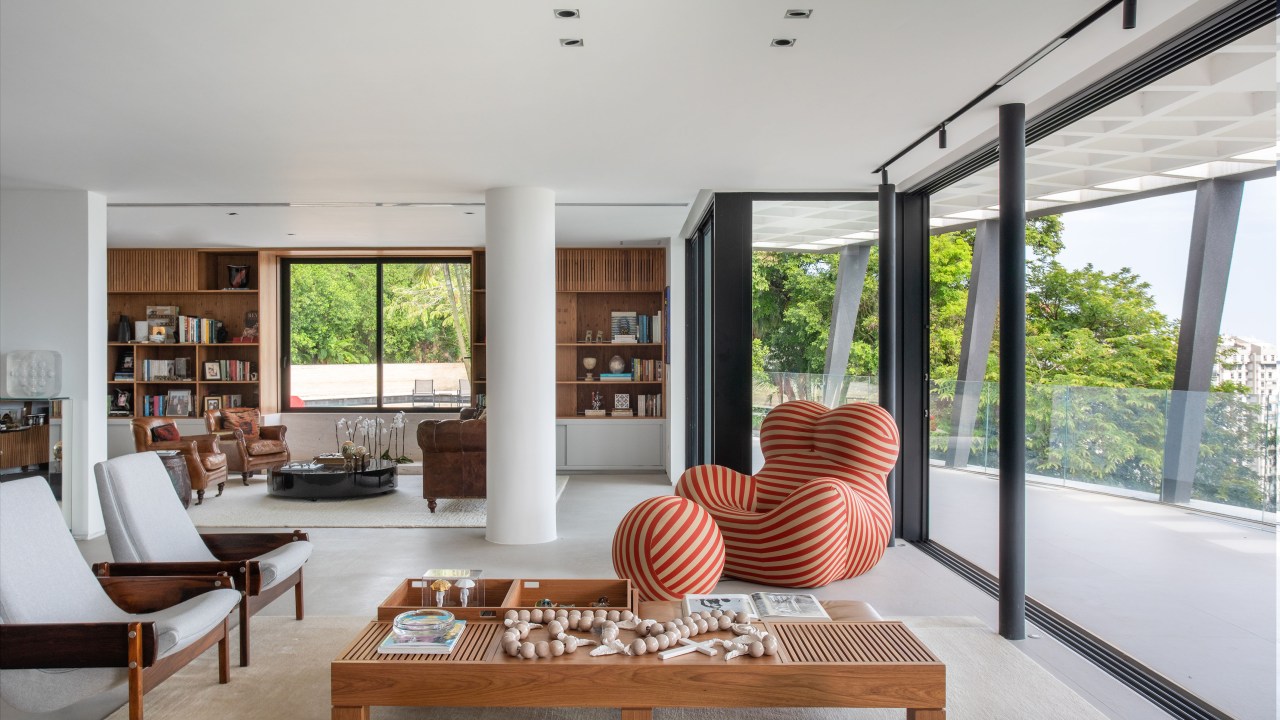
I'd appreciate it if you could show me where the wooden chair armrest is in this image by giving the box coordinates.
[200,530,309,561]
[0,622,157,669]
[259,425,287,442]
[98,575,237,614]
[94,560,262,595]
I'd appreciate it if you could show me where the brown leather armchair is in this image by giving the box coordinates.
[204,407,290,484]
[131,417,228,504]
[417,411,485,512]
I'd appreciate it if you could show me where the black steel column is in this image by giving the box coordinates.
[897,192,930,542]
[711,194,753,474]
[998,103,1026,640]
[878,181,900,540]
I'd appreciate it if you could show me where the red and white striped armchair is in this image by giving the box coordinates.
[675,400,900,588]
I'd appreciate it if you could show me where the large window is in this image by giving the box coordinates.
[281,258,472,410]
[751,199,879,472]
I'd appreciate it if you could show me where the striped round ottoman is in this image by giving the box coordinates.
[612,496,726,601]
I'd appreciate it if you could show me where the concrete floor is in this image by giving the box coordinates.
[931,467,1276,720]
[76,472,1187,720]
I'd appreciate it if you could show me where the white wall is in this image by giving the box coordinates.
[665,235,686,484]
[0,189,108,538]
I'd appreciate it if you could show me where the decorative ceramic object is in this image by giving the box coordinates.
[456,578,476,607]
[608,355,625,374]
[2,350,62,397]
[117,315,132,343]
[227,264,250,289]
[582,357,597,381]
[429,579,452,607]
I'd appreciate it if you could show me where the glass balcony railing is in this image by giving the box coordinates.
[752,372,878,431]
[929,380,1278,523]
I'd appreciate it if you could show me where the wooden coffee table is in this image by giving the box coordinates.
[332,586,947,719]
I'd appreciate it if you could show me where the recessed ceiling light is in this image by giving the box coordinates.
[226,212,238,216]
[287,233,295,236]
[560,38,584,47]
[553,9,580,18]
[784,9,812,18]
[464,211,476,215]
[771,38,796,47]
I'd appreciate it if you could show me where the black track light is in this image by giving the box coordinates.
[939,123,948,149]
[1122,0,1136,29]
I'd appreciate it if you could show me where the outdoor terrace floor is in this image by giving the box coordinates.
[931,466,1277,720]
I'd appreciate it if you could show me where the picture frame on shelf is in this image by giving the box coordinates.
[227,394,242,408]
[203,362,221,381]
[203,396,222,412]
[165,390,193,417]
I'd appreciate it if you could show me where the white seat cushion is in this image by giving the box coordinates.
[143,588,241,656]
[255,541,313,590]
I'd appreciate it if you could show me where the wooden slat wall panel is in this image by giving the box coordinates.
[556,249,665,292]
[108,250,199,292]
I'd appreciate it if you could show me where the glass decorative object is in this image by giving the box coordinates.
[2,350,62,397]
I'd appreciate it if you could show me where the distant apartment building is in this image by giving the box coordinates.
[1214,335,1279,406]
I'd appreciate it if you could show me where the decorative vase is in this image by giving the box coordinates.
[117,315,132,343]
[582,357,597,381]
[608,355,625,374]
[227,265,250,289]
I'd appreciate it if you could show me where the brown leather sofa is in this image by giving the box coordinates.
[204,407,290,484]
[417,409,485,512]
[130,417,228,504]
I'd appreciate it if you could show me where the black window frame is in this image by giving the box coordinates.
[279,256,473,412]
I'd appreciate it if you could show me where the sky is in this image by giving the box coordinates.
[1057,176,1277,344]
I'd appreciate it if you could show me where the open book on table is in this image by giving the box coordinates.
[681,592,831,620]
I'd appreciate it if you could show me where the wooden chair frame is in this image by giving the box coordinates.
[95,530,309,668]
[0,575,233,720]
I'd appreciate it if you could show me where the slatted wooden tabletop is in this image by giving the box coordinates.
[333,615,947,720]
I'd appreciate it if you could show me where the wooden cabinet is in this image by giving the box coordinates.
[554,248,666,419]
[107,250,262,418]
[471,247,667,421]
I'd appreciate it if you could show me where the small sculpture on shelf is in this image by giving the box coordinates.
[456,579,476,608]
[591,392,602,410]
[429,579,452,608]
[608,355,625,374]
[582,356,597,381]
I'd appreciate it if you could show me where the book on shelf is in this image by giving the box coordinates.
[610,409,634,417]
[635,393,662,417]
[376,620,467,655]
[681,593,831,620]
[175,315,225,344]
[598,373,632,381]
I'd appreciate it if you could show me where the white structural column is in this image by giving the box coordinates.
[0,190,108,539]
[484,187,558,544]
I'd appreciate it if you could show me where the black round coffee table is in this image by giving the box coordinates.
[268,459,398,499]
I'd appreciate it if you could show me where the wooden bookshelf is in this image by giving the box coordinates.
[555,248,666,419]
[107,249,262,418]
[470,249,486,409]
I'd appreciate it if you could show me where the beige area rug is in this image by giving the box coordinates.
[189,474,569,529]
[108,616,1106,720]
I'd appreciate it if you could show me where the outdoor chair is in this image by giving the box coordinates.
[94,452,313,668]
[676,400,900,588]
[203,407,290,484]
[131,416,228,504]
[0,476,241,720]
[412,379,435,407]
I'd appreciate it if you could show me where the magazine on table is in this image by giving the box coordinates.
[682,593,831,620]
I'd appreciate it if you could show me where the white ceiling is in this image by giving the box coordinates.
[0,0,1246,247]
